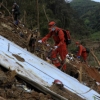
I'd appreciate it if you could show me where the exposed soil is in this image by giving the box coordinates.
[0,67,54,100]
[49,84,85,100]
[12,54,25,62]
[0,14,100,100]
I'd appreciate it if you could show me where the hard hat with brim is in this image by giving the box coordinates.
[48,21,56,27]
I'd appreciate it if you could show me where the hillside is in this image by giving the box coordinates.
[0,0,91,38]
[0,10,100,100]
[70,0,100,32]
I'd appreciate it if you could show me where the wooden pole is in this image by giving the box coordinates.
[23,10,26,25]
[79,63,82,83]
[60,59,67,72]
[1,3,12,16]
[33,0,40,53]
[90,49,100,66]
[43,5,49,22]
[37,0,39,30]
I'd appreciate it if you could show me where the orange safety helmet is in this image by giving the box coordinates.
[76,42,80,45]
[48,21,56,27]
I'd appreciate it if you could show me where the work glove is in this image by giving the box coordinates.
[77,56,80,59]
[53,46,58,50]
[12,9,14,12]
[46,44,50,47]
[38,40,42,43]
[77,56,81,61]
[66,54,69,58]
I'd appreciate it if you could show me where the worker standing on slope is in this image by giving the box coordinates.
[38,21,68,72]
[12,3,20,25]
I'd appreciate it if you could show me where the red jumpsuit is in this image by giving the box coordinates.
[77,45,88,62]
[42,27,68,71]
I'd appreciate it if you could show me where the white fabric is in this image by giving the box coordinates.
[38,40,42,43]
[66,54,69,58]
[12,9,14,12]
[54,46,58,50]
[46,44,50,47]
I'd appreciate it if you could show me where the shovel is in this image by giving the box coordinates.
[60,59,67,72]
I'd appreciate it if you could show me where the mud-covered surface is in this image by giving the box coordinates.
[12,54,25,62]
[0,15,100,100]
[0,67,54,100]
[0,16,30,48]
[66,61,100,93]
[0,66,86,100]
[50,84,85,100]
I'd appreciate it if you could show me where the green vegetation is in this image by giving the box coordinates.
[1,0,100,39]
[89,31,100,41]
[70,0,100,33]
[1,0,90,38]
[1,0,100,66]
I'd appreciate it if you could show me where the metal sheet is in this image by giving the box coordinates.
[0,35,100,100]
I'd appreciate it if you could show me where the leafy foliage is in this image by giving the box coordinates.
[1,0,90,38]
[70,0,100,32]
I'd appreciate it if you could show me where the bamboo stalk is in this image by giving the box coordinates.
[23,10,26,25]
[43,5,49,22]
[33,0,40,53]
[37,0,39,29]
[1,3,12,16]
[90,49,100,66]
[79,63,82,83]
[60,59,67,72]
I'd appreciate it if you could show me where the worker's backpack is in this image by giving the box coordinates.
[85,47,90,53]
[57,29,71,45]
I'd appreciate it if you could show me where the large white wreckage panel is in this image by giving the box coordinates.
[0,35,100,100]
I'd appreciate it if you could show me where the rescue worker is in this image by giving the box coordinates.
[38,21,68,71]
[76,42,88,63]
[12,3,20,25]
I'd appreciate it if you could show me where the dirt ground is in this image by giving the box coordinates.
[0,66,54,100]
[0,14,100,100]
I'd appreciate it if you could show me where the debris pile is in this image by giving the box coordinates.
[0,67,54,100]
[0,13,100,100]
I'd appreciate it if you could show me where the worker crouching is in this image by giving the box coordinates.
[38,21,68,72]
[75,42,88,63]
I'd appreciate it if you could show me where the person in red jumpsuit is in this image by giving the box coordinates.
[38,21,68,71]
[76,42,88,63]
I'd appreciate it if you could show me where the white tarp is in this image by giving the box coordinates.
[0,35,100,100]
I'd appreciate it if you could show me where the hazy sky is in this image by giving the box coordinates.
[91,0,100,2]
[67,0,100,2]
